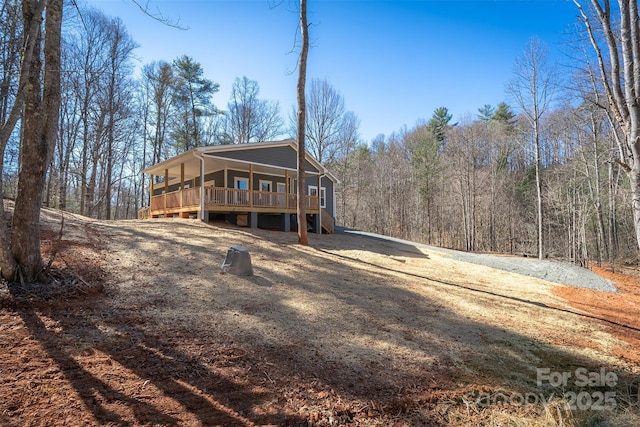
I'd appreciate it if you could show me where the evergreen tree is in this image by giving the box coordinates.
[477,104,495,123]
[171,55,219,151]
[492,102,516,125]
[427,106,452,145]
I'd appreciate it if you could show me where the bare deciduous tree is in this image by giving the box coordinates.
[506,38,557,259]
[296,0,309,245]
[141,61,175,165]
[573,0,640,253]
[300,78,347,164]
[1,0,63,282]
[103,18,137,220]
[225,76,283,143]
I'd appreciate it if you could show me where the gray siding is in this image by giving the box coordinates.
[322,176,334,217]
[193,170,223,187]
[226,170,249,187]
[225,170,288,190]
[304,175,335,217]
[151,170,223,196]
[207,145,320,173]
[252,173,286,191]
[152,181,192,196]
[205,170,224,186]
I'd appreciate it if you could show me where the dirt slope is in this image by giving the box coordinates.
[0,209,639,426]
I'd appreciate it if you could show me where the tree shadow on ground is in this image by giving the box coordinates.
[24,216,635,425]
[12,295,303,426]
[331,226,429,258]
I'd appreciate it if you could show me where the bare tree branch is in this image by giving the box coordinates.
[130,0,189,30]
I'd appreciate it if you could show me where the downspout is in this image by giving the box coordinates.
[332,176,337,226]
[192,150,205,221]
[318,173,324,234]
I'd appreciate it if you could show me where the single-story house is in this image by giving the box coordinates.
[139,138,337,234]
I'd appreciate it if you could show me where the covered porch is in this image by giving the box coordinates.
[141,186,320,217]
[139,147,334,233]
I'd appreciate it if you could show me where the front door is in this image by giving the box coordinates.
[277,182,286,206]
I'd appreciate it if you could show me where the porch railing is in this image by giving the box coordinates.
[287,193,319,210]
[138,207,150,219]
[208,187,250,206]
[150,186,201,211]
[253,190,287,208]
[150,186,319,212]
[182,187,201,206]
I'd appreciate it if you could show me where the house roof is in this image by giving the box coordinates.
[142,139,338,184]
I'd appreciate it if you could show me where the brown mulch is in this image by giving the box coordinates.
[552,265,640,366]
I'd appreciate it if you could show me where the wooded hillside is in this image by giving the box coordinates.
[332,102,635,265]
[1,1,637,266]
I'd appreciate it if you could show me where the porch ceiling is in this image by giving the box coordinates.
[143,151,202,181]
[203,154,310,177]
[143,151,310,187]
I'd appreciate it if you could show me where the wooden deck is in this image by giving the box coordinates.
[142,186,324,218]
[139,186,334,233]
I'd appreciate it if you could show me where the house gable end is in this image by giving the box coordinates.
[205,145,320,173]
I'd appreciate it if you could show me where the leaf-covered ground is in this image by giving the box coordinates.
[1,209,639,426]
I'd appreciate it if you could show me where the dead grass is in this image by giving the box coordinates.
[0,208,639,426]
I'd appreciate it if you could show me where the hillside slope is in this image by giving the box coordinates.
[1,209,638,426]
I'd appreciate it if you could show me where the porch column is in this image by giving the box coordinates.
[180,162,185,208]
[149,174,154,202]
[317,174,321,208]
[249,164,254,208]
[284,212,291,232]
[250,212,258,228]
[317,174,322,234]
[164,169,169,209]
[199,155,206,221]
[285,170,289,209]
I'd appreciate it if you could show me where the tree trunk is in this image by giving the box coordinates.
[12,0,62,282]
[608,158,619,263]
[533,98,545,260]
[105,71,115,220]
[0,0,47,281]
[296,0,309,245]
[576,0,640,254]
[535,146,544,259]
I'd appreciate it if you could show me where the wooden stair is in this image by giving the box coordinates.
[305,210,334,234]
[321,208,334,234]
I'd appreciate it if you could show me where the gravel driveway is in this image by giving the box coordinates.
[339,228,617,293]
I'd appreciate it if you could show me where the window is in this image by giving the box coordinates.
[259,180,272,192]
[276,182,286,193]
[308,185,327,208]
[233,177,249,205]
[234,177,248,190]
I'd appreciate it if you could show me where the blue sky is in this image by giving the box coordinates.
[85,0,580,143]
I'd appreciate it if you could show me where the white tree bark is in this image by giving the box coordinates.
[574,0,640,252]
